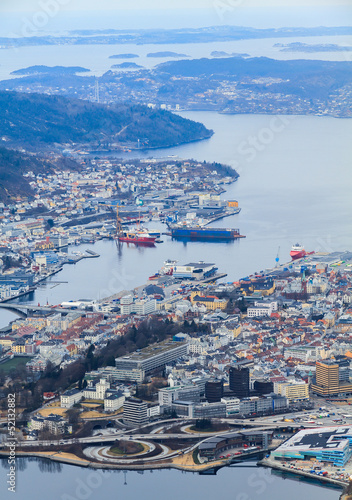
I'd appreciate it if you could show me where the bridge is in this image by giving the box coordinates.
[0,303,85,317]
[0,303,115,318]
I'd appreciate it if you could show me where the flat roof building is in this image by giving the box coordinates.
[123,397,148,427]
[173,262,217,280]
[272,426,352,466]
[115,339,188,381]
[311,360,352,396]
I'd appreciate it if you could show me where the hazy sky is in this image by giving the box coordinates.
[2,0,352,12]
[1,0,351,34]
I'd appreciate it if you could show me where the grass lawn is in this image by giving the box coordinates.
[0,356,32,374]
[81,399,104,404]
[39,407,67,417]
[189,425,218,433]
[109,441,144,455]
[192,448,200,464]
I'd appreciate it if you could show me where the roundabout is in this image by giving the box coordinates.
[83,440,174,464]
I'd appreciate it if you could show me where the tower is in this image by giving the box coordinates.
[229,365,250,398]
[316,360,339,390]
[205,379,224,403]
[94,78,100,103]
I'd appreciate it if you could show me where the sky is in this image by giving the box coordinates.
[1,0,352,11]
[0,0,351,34]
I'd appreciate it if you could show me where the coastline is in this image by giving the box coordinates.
[1,449,349,498]
[0,449,226,473]
[259,457,347,494]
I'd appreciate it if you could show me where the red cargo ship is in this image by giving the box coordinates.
[118,231,156,245]
[290,243,315,260]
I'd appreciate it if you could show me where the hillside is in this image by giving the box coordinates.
[0,91,213,151]
[157,56,352,99]
[11,66,90,75]
[0,147,79,202]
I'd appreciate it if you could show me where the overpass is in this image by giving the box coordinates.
[0,421,316,450]
[0,303,114,318]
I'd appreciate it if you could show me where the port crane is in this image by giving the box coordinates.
[275,246,280,267]
[97,200,122,236]
[115,202,122,236]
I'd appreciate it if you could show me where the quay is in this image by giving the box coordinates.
[259,456,347,489]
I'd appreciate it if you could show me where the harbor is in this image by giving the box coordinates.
[0,114,350,500]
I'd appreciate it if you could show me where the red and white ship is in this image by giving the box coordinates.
[149,259,178,280]
[289,243,315,260]
[118,230,156,245]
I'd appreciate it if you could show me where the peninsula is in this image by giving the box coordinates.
[0,90,213,152]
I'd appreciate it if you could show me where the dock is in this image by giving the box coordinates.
[199,273,228,283]
[259,457,347,490]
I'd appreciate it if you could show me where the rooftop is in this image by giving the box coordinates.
[118,339,187,362]
[276,426,352,453]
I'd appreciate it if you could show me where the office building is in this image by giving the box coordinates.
[272,427,352,466]
[311,360,352,396]
[123,397,148,427]
[229,365,250,398]
[274,381,309,403]
[205,379,224,403]
[221,397,240,416]
[169,401,226,419]
[115,339,188,382]
[158,385,200,406]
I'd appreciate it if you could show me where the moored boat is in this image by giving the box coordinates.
[118,231,156,245]
[290,243,314,260]
[169,226,245,240]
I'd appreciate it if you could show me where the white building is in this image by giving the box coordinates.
[104,391,125,412]
[274,380,309,403]
[189,340,209,355]
[284,346,318,362]
[83,378,111,400]
[120,295,156,315]
[221,397,240,416]
[60,389,83,408]
[147,405,160,418]
[247,301,277,318]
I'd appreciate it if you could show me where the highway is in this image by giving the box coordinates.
[0,422,317,450]
[2,404,349,452]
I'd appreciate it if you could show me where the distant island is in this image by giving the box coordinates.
[1,26,351,49]
[211,51,249,58]
[111,62,144,69]
[0,91,213,151]
[109,53,139,59]
[2,56,352,118]
[147,51,190,58]
[275,42,352,53]
[11,65,90,75]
